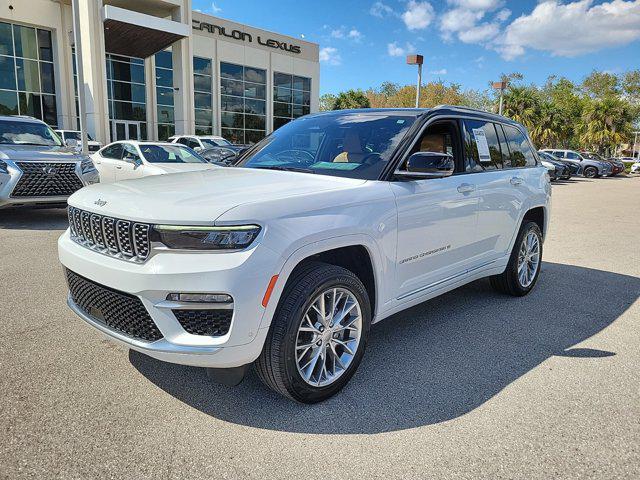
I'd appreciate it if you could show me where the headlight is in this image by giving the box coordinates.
[80,157,96,173]
[0,159,8,174]
[152,224,261,250]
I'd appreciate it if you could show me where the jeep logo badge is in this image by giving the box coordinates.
[94,199,107,207]
[42,166,57,176]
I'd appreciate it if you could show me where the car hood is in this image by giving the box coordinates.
[149,163,216,174]
[68,167,366,224]
[0,145,84,162]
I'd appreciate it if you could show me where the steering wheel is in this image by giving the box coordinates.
[274,149,315,164]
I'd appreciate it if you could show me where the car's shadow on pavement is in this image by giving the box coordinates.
[0,207,68,230]
[130,262,639,434]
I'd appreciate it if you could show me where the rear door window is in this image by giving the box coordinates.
[503,125,537,168]
[463,120,504,172]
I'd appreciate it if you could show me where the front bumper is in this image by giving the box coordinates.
[58,230,280,368]
[0,161,99,209]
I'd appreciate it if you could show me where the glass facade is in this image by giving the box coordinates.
[193,56,213,135]
[155,50,174,140]
[273,72,311,130]
[0,22,57,126]
[106,53,147,139]
[220,61,266,144]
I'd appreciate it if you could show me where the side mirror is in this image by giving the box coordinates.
[396,152,455,179]
[194,146,203,152]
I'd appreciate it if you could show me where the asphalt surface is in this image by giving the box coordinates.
[1,175,639,479]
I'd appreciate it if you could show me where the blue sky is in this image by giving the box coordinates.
[193,1,640,95]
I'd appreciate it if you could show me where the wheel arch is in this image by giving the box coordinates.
[259,235,384,330]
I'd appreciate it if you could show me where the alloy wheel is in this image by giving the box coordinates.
[295,287,362,387]
[517,231,540,288]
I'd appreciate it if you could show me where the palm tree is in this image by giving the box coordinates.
[530,101,562,148]
[502,86,540,131]
[578,97,632,154]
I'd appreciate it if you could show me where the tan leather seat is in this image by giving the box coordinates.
[333,130,367,163]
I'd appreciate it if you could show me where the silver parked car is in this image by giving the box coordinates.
[0,116,99,209]
[540,149,611,178]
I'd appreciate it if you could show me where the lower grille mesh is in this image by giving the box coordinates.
[173,309,232,336]
[66,269,163,342]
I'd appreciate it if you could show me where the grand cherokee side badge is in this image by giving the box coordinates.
[94,199,107,207]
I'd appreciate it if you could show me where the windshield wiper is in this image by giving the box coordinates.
[253,165,314,173]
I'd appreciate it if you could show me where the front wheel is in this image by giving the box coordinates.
[583,166,598,178]
[255,262,371,403]
[490,221,543,296]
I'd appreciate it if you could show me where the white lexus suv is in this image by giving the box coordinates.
[59,106,550,403]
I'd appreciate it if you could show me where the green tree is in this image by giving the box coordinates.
[530,101,563,148]
[578,96,632,155]
[319,93,337,111]
[502,85,540,131]
[582,70,620,99]
[332,89,371,110]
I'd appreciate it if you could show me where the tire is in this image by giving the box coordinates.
[583,166,598,178]
[490,221,543,296]
[255,261,371,403]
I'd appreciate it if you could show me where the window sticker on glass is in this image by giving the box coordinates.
[472,128,491,163]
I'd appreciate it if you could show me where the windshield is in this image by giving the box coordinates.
[582,152,605,161]
[236,112,417,179]
[201,138,232,148]
[0,120,62,146]
[62,131,95,142]
[139,145,207,164]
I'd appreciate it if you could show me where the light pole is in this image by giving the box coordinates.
[71,0,88,155]
[406,55,423,108]
[492,81,508,116]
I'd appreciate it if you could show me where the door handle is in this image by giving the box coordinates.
[510,176,524,186]
[457,183,475,194]
[116,166,122,170]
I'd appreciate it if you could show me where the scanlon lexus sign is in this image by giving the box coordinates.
[193,20,302,54]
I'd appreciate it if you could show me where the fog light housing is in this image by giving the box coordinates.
[167,293,233,303]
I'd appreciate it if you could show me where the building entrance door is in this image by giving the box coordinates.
[112,121,143,141]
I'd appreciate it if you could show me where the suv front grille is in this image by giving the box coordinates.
[173,309,232,337]
[68,206,151,262]
[12,162,83,197]
[66,269,163,342]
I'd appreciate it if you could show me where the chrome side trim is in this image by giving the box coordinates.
[397,260,497,301]
[155,300,235,311]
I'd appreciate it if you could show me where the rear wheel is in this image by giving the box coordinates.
[490,221,543,296]
[255,262,371,403]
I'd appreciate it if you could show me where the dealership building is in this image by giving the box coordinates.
[0,0,320,144]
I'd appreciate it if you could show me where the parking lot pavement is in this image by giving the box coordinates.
[1,176,639,479]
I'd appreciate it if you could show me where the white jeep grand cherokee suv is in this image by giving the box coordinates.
[59,106,550,403]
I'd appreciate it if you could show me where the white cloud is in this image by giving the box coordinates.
[459,22,500,43]
[348,29,363,41]
[330,26,363,42]
[431,68,448,75]
[370,1,395,17]
[496,8,511,22]
[439,0,508,44]
[447,0,503,9]
[210,2,222,14]
[402,1,435,30]
[319,47,342,65]
[496,0,640,60]
[387,41,416,57]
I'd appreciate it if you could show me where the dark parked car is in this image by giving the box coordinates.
[538,151,571,180]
